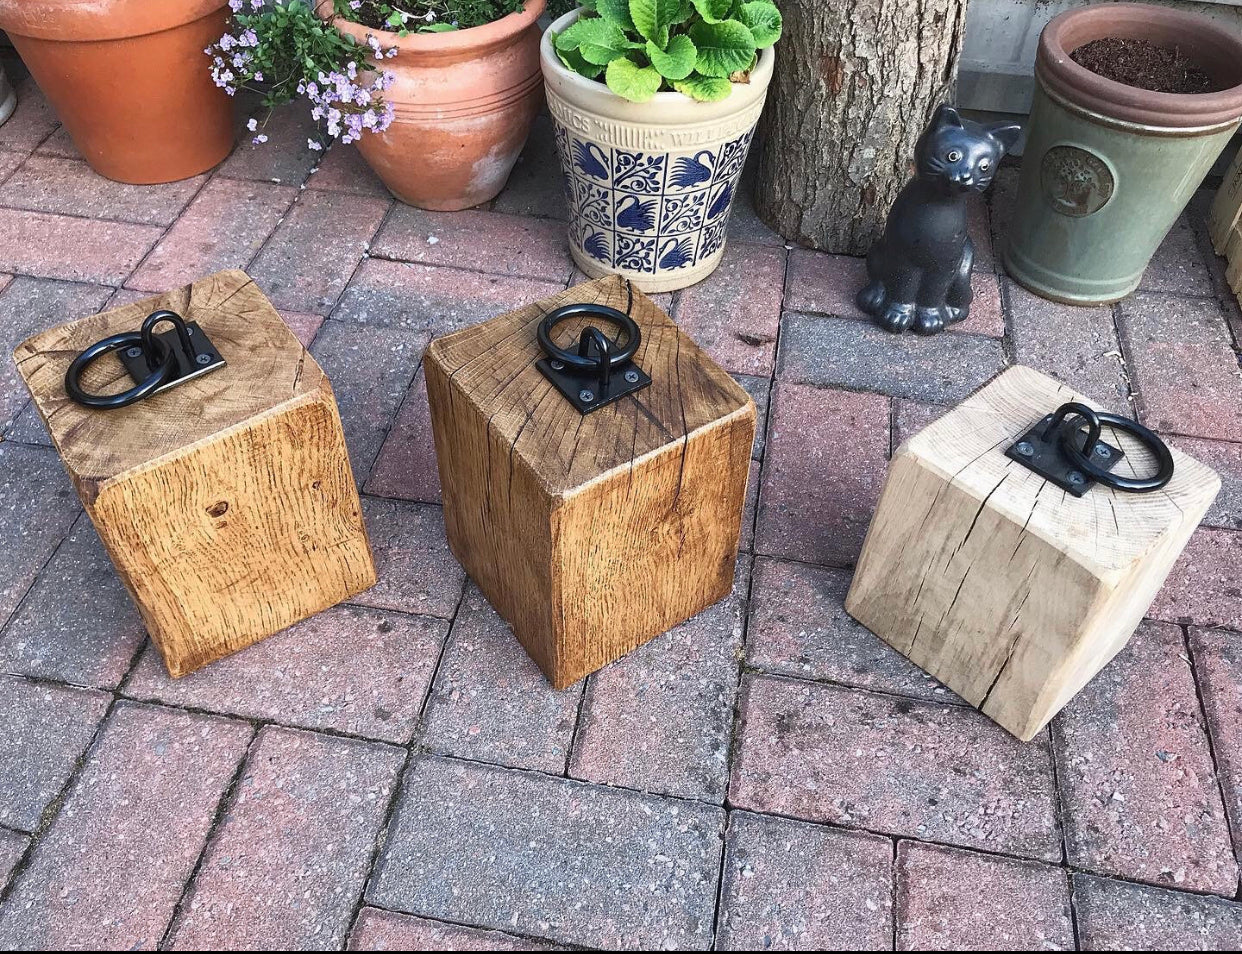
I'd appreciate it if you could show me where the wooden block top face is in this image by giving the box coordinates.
[902,365,1220,576]
[14,270,324,486]
[425,275,753,497]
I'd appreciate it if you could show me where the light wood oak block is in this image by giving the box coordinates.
[425,275,754,689]
[846,365,1219,741]
[14,269,376,677]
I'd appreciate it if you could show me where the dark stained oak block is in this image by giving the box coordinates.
[425,276,754,688]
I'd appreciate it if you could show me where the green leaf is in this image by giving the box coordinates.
[556,42,605,78]
[673,72,733,101]
[738,1,781,47]
[596,0,634,31]
[419,23,457,32]
[689,19,756,77]
[647,34,696,81]
[605,56,663,102]
[691,0,733,23]
[556,15,629,53]
[629,0,680,44]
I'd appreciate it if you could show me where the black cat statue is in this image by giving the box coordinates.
[858,104,1021,336]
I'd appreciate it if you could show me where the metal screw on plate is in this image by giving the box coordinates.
[1015,441,1035,457]
[125,347,143,359]
[1067,471,1086,486]
[624,369,640,384]
[578,389,595,403]
[196,353,212,366]
[1093,444,1110,458]
[550,360,564,371]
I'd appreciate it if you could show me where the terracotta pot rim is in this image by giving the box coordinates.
[0,0,227,41]
[541,8,775,112]
[1038,2,1242,129]
[322,0,544,54]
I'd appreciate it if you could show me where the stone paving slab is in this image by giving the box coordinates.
[351,496,465,619]
[895,841,1072,951]
[1149,528,1242,633]
[1189,627,1242,858]
[368,755,724,950]
[0,702,252,949]
[125,604,447,745]
[715,810,893,951]
[1053,621,1238,897]
[168,726,404,951]
[0,828,26,894]
[0,676,109,832]
[0,207,162,285]
[730,674,1062,861]
[364,366,441,504]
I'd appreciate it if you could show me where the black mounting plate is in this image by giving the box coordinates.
[536,357,651,414]
[117,321,225,397]
[1006,413,1125,497]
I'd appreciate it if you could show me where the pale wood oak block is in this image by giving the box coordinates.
[846,365,1219,741]
[14,270,376,677]
[425,275,754,689]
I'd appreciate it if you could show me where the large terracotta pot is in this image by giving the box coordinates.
[1004,3,1242,304]
[541,9,775,292]
[0,0,235,184]
[325,1,545,210]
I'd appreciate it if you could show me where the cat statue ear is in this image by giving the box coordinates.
[986,121,1023,155]
[932,103,964,128]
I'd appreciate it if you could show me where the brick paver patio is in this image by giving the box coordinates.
[1,52,1242,950]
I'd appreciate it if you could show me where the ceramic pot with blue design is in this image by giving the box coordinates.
[540,9,775,292]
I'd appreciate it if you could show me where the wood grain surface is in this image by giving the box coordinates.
[426,275,754,688]
[846,364,1219,740]
[15,270,375,676]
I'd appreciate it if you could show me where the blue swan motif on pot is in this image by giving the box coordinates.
[583,231,610,263]
[658,238,694,270]
[616,195,657,232]
[573,141,609,180]
[707,182,733,220]
[670,151,714,188]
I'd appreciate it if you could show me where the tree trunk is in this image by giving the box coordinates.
[755,0,969,256]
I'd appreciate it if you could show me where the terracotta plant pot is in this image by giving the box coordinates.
[0,0,235,184]
[1004,3,1242,304]
[541,9,775,293]
[324,1,545,211]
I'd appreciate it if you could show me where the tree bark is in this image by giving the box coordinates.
[755,0,969,256]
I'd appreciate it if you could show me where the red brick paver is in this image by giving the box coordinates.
[896,842,1072,951]
[0,829,26,894]
[0,703,252,949]
[716,811,894,950]
[365,367,441,503]
[756,383,889,566]
[1053,621,1238,896]
[352,497,465,619]
[126,177,297,292]
[168,726,403,950]
[348,907,564,951]
[1149,528,1242,632]
[1073,873,1242,949]
[731,675,1061,860]
[126,605,447,745]
[1190,627,1242,857]
[0,206,161,285]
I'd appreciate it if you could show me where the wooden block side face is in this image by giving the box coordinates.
[552,406,754,687]
[848,452,1110,740]
[14,270,319,486]
[425,357,559,678]
[1209,148,1242,252]
[426,275,750,496]
[904,364,1220,576]
[89,386,376,677]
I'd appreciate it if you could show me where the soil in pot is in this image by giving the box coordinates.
[1069,37,1221,94]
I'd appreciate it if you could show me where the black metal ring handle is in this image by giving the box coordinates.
[537,304,641,372]
[63,310,194,410]
[1050,402,1175,493]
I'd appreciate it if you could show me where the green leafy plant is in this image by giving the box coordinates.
[334,1,525,35]
[551,0,781,103]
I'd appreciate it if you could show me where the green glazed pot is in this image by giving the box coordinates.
[1004,3,1242,305]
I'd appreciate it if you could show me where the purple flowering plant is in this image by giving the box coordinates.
[208,0,400,149]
